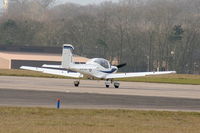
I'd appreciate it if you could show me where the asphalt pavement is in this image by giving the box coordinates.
[0,76,200,111]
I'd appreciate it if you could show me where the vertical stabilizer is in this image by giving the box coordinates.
[61,44,74,68]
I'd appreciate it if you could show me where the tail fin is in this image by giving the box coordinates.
[61,44,74,68]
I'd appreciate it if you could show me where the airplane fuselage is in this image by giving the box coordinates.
[69,58,118,79]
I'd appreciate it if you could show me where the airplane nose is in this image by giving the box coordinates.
[112,66,118,72]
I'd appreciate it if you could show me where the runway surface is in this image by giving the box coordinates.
[0,76,200,111]
[0,89,200,111]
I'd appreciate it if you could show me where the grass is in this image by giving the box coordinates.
[0,69,200,85]
[0,69,68,79]
[0,107,200,133]
[117,74,200,85]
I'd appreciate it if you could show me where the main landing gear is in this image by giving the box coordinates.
[114,82,120,88]
[74,80,80,87]
[73,79,120,88]
[105,80,120,88]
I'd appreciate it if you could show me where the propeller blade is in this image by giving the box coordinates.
[116,63,127,68]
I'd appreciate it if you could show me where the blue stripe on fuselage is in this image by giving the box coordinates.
[63,46,73,49]
[100,68,117,73]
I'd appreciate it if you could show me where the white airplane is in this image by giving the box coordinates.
[20,44,176,88]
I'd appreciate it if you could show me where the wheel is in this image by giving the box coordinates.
[114,85,119,88]
[74,81,80,87]
[114,82,120,88]
[105,80,110,88]
[75,83,79,87]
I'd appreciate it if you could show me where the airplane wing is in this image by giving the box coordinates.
[20,66,83,78]
[105,71,176,79]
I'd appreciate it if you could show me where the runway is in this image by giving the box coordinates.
[0,76,200,111]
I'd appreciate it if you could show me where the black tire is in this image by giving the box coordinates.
[74,84,79,87]
[106,85,109,88]
[114,82,120,88]
[74,81,79,87]
[114,85,119,88]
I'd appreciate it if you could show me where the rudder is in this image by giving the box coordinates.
[61,44,74,68]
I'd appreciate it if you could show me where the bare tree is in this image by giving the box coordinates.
[0,0,200,73]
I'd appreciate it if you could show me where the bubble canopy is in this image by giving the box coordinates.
[92,58,110,68]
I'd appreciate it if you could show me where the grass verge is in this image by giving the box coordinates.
[0,107,200,133]
[117,74,200,85]
[0,69,200,85]
[0,69,68,79]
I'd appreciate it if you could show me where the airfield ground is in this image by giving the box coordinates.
[0,107,200,133]
[0,70,200,133]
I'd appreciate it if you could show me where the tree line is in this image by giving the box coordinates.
[0,0,199,74]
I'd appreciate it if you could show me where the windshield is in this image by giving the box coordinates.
[94,58,110,68]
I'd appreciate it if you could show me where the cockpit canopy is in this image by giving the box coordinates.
[92,58,110,68]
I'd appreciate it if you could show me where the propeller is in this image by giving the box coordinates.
[116,63,127,68]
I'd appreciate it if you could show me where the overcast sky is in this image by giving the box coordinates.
[0,0,119,8]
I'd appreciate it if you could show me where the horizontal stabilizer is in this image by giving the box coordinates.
[20,66,83,78]
[42,64,62,68]
[105,71,176,79]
